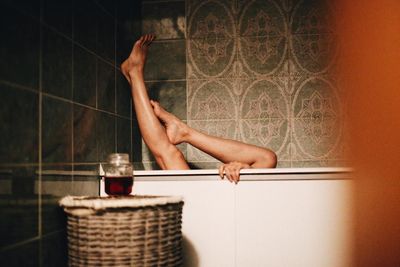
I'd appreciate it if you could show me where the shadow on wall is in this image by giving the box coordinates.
[182,235,199,267]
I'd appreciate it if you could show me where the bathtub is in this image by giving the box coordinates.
[100,167,353,267]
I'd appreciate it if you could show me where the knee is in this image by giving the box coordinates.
[262,149,277,168]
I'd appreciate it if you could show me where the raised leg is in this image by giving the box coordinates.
[121,35,189,170]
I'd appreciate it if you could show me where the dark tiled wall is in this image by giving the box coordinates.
[140,0,348,169]
[0,0,141,265]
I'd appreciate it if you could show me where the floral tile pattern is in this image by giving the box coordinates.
[138,0,348,168]
[187,0,235,38]
[188,80,237,120]
[291,77,342,159]
[240,118,289,156]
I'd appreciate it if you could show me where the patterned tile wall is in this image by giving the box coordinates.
[0,0,141,265]
[140,0,348,169]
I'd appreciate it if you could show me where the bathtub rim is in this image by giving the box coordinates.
[130,167,352,181]
[39,167,352,181]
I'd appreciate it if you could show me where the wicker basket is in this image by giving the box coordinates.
[59,195,184,267]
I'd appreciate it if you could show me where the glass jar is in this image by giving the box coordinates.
[103,153,133,196]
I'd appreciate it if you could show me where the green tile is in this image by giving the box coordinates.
[116,117,132,158]
[73,105,98,163]
[239,118,289,155]
[116,71,132,117]
[116,0,142,26]
[142,162,161,170]
[239,36,287,76]
[97,59,115,113]
[276,160,291,168]
[240,79,289,119]
[238,0,286,37]
[290,33,337,74]
[142,1,185,39]
[133,162,145,170]
[42,96,73,163]
[188,161,220,170]
[0,6,39,89]
[144,40,186,80]
[0,239,39,267]
[73,0,98,52]
[73,46,96,107]
[42,27,73,99]
[72,175,99,196]
[292,117,341,159]
[71,164,99,197]
[291,0,334,34]
[116,17,142,65]
[96,0,115,16]
[42,0,73,37]
[97,112,116,162]
[41,231,68,267]
[2,0,40,19]
[188,38,235,77]
[0,85,38,164]
[41,166,72,234]
[292,76,340,118]
[187,0,235,38]
[97,8,115,63]
[0,167,38,247]
[188,80,237,120]
[131,124,142,163]
[291,160,347,168]
[147,81,187,120]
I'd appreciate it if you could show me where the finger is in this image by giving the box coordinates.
[230,168,237,184]
[234,168,240,184]
[225,169,233,183]
[218,165,224,179]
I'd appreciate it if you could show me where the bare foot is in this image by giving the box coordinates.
[150,100,190,145]
[121,34,155,81]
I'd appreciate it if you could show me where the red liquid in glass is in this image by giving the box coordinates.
[104,176,133,195]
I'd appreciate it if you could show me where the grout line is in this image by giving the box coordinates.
[93,0,115,18]
[41,229,65,239]
[41,21,116,67]
[142,0,185,4]
[0,80,39,94]
[114,15,118,152]
[185,0,189,128]
[71,0,75,185]
[95,54,99,111]
[144,78,187,83]
[41,93,131,119]
[0,236,41,253]
[38,3,44,266]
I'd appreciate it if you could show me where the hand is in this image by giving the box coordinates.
[218,161,250,184]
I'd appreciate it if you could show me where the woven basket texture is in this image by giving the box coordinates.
[62,196,183,267]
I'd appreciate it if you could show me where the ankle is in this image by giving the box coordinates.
[128,67,144,78]
[182,126,195,143]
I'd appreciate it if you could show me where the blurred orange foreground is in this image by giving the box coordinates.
[337,0,400,266]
